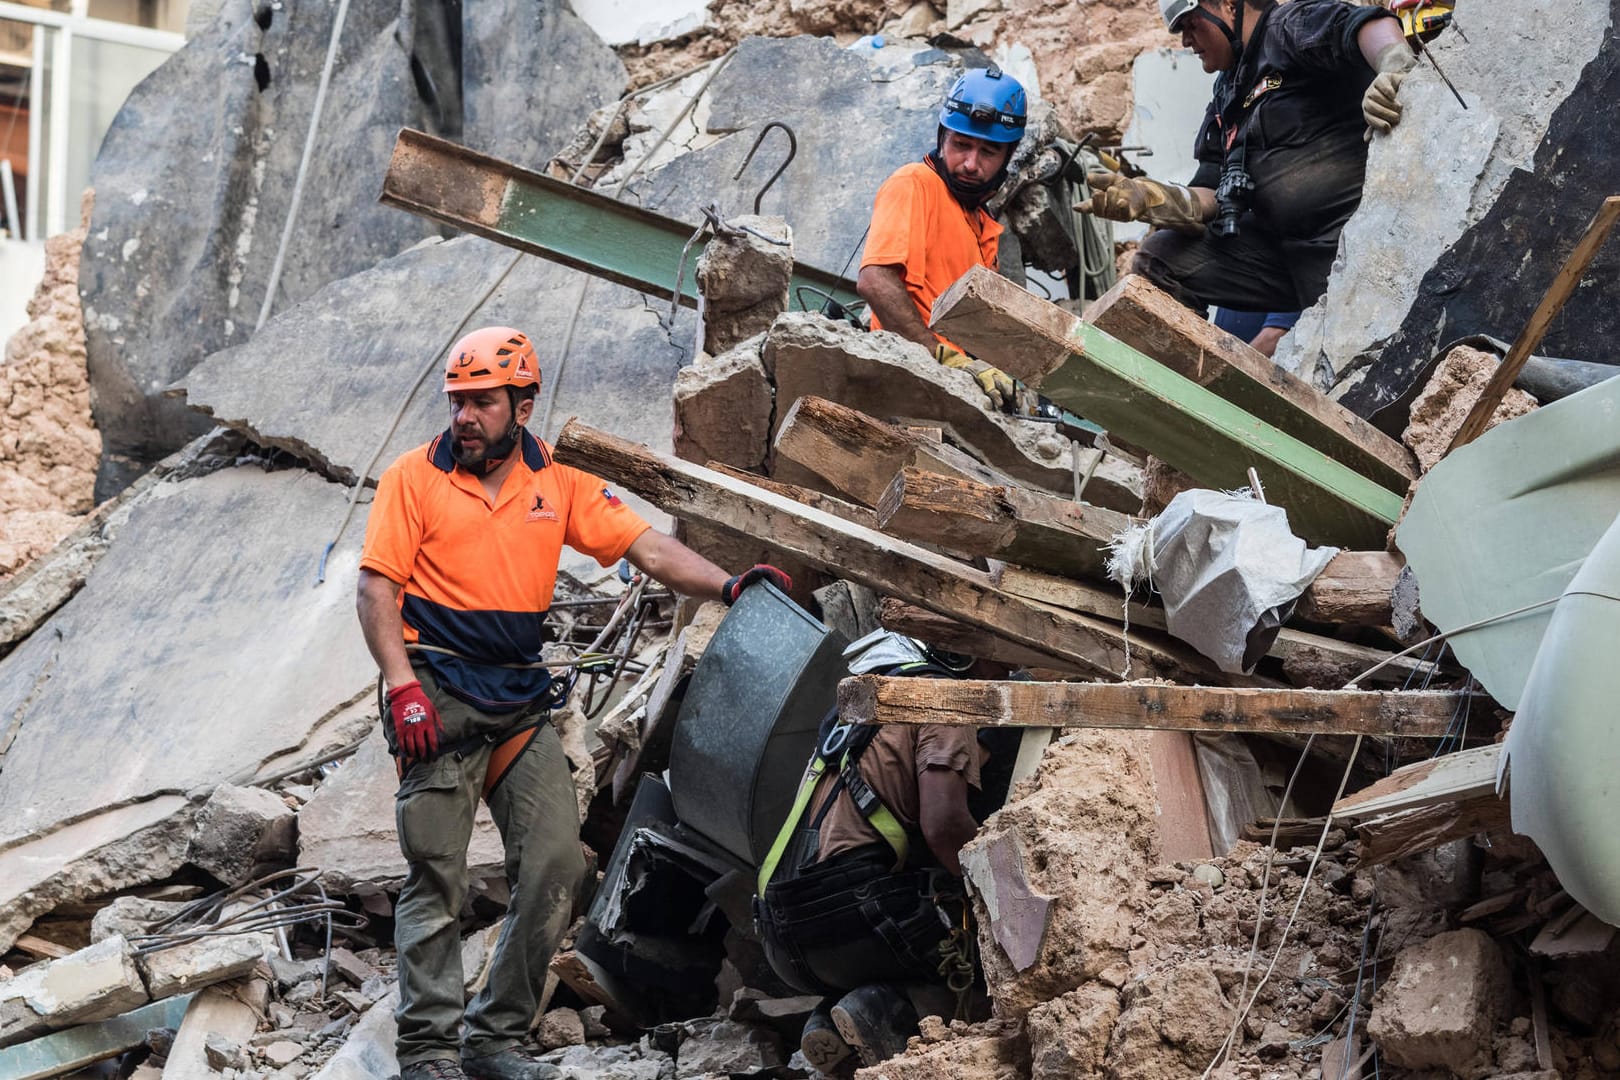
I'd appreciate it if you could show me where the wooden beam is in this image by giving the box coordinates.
[773,395,1018,508]
[877,599,1086,676]
[553,420,1223,683]
[1331,744,1501,822]
[1450,196,1620,451]
[1295,550,1403,626]
[1353,795,1512,866]
[929,267,1405,548]
[876,467,1135,580]
[838,676,1468,737]
[1082,274,1417,490]
[988,560,1439,688]
[705,461,878,529]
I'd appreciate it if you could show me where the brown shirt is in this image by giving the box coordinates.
[810,723,982,864]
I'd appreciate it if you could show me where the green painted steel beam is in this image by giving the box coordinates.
[380,128,861,314]
[932,267,1404,549]
[0,993,195,1080]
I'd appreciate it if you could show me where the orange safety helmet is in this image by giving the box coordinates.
[442,327,540,393]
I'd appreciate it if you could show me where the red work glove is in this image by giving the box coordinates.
[723,564,792,605]
[385,680,443,763]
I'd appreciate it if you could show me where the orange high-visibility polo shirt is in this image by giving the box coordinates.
[360,428,650,712]
[860,160,1002,341]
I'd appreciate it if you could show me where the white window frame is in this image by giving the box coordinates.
[0,0,184,237]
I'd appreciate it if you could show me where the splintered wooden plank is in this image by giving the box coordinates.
[705,461,879,529]
[1331,744,1502,821]
[553,420,1225,683]
[1082,275,1418,490]
[876,467,1136,580]
[837,676,1468,737]
[929,267,1405,548]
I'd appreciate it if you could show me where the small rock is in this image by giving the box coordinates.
[1256,1020,1293,1059]
[1147,864,1185,886]
[283,980,319,1005]
[580,1004,610,1039]
[536,1007,585,1051]
[332,988,372,1015]
[327,947,378,987]
[205,1033,247,1071]
[268,1002,297,1029]
[268,955,323,990]
[1191,864,1225,889]
[260,1039,305,1066]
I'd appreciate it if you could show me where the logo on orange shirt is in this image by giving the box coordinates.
[527,495,558,522]
[601,487,623,507]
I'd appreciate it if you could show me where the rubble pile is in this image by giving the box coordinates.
[0,193,100,577]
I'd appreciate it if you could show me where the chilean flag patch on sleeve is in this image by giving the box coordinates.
[602,487,623,507]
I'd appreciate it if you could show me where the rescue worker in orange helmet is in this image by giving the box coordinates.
[357,326,790,1080]
[856,66,1027,413]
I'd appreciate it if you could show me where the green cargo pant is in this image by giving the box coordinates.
[392,666,586,1066]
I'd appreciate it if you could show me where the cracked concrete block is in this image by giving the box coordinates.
[81,1,624,493]
[961,732,1157,1015]
[1367,928,1508,1077]
[1027,983,1120,1080]
[960,830,1055,974]
[0,935,149,1046]
[1401,345,1537,472]
[763,312,1140,511]
[90,896,191,945]
[673,334,773,471]
[138,932,270,1000]
[299,727,505,894]
[189,783,297,885]
[696,217,793,356]
[0,797,193,956]
[0,466,380,946]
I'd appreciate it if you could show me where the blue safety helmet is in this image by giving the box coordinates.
[939,65,1027,145]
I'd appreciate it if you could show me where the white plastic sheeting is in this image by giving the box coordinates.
[1499,509,1620,926]
[1110,489,1338,674]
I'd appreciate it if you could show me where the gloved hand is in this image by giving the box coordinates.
[1076,172,1208,234]
[385,680,443,763]
[1363,42,1417,138]
[723,564,793,605]
[935,344,1017,411]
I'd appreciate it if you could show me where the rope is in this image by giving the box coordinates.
[255,0,353,333]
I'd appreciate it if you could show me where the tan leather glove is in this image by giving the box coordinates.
[1076,172,1207,235]
[935,344,1016,412]
[1363,42,1417,137]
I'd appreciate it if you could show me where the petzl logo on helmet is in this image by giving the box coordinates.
[517,357,536,381]
[602,487,623,507]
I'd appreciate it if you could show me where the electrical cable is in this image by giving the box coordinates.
[255,0,352,334]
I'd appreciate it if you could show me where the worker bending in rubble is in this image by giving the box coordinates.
[755,631,993,1074]
[356,326,790,1080]
[1079,0,1415,316]
[856,66,1027,413]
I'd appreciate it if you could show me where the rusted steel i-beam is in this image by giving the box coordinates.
[379,128,860,312]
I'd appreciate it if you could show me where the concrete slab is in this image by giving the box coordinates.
[0,466,377,922]
[299,728,507,893]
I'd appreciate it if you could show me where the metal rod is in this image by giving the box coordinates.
[732,121,798,214]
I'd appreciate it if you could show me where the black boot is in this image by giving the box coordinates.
[800,997,854,1076]
[400,1059,466,1080]
[460,1047,561,1080]
[829,983,919,1067]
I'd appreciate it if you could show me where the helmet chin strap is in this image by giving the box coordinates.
[927,141,1008,210]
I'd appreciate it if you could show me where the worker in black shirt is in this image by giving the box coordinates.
[1078,0,1415,315]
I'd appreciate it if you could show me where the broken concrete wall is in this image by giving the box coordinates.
[181,235,692,487]
[79,0,626,495]
[1274,0,1616,422]
[1,195,100,578]
[0,463,377,951]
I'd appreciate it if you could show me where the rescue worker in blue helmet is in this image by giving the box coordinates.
[857,66,1027,411]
